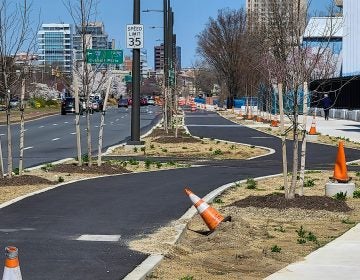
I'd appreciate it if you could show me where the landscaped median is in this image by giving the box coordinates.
[128,170,360,280]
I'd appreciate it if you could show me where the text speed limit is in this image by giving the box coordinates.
[126,24,144,49]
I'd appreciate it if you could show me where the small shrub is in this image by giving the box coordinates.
[216,140,220,144]
[145,159,152,169]
[304,178,315,188]
[353,190,360,198]
[250,145,255,148]
[58,176,65,183]
[150,144,155,149]
[278,185,285,190]
[140,147,146,155]
[167,161,175,166]
[82,154,89,163]
[334,192,347,200]
[246,178,257,189]
[133,147,138,153]
[156,162,162,168]
[209,147,213,152]
[297,238,306,244]
[307,232,317,242]
[129,159,139,165]
[356,171,360,177]
[296,226,306,238]
[271,245,282,253]
[213,149,223,155]
[230,145,236,150]
[161,148,168,153]
[182,146,188,149]
[41,163,53,172]
[274,225,285,232]
[213,197,224,204]
[121,161,128,167]
[13,168,19,175]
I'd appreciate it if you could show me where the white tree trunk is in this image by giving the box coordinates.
[299,82,309,196]
[97,77,113,166]
[278,83,288,197]
[73,70,82,166]
[19,79,25,175]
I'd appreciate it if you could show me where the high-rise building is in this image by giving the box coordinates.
[246,0,307,29]
[73,22,112,61]
[37,23,73,73]
[154,43,181,72]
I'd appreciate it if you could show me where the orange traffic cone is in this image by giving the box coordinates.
[331,141,351,183]
[309,115,317,135]
[2,247,22,280]
[184,188,226,231]
[270,115,279,127]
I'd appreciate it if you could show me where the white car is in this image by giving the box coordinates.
[147,98,155,106]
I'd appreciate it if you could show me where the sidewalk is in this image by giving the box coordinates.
[306,116,360,143]
[265,224,360,280]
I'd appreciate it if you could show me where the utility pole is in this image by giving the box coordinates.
[129,0,143,145]
[163,0,169,132]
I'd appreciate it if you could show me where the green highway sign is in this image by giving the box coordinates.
[86,49,123,64]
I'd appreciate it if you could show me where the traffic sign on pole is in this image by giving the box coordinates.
[86,49,123,64]
[126,24,144,49]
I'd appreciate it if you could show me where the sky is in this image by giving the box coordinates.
[30,0,333,69]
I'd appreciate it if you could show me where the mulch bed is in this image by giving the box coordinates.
[152,136,201,144]
[231,193,352,212]
[50,162,131,175]
[0,175,54,187]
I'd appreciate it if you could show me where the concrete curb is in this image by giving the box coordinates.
[122,173,282,280]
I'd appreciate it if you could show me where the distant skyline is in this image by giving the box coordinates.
[30,0,333,68]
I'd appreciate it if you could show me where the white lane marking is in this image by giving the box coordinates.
[94,125,99,128]
[0,228,35,233]
[251,136,274,139]
[186,124,241,127]
[52,138,60,141]
[0,134,5,136]
[70,132,76,135]
[24,129,28,132]
[53,123,58,126]
[24,146,33,150]
[116,119,119,121]
[39,125,44,128]
[76,235,121,242]
[64,121,69,124]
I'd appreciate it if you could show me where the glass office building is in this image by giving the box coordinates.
[38,24,73,74]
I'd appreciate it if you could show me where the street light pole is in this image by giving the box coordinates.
[129,0,143,145]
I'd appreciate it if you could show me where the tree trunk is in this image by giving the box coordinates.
[73,69,82,166]
[6,87,12,178]
[278,83,289,198]
[299,82,309,196]
[97,77,112,166]
[19,79,25,175]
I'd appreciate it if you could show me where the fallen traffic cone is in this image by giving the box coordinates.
[309,115,317,135]
[2,246,22,280]
[184,188,228,231]
[330,141,351,183]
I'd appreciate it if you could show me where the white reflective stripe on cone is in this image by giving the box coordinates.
[2,267,22,280]
[188,193,200,204]
[197,202,209,214]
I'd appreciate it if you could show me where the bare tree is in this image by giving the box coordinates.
[64,0,108,167]
[197,9,248,109]
[264,0,340,199]
[0,0,36,177]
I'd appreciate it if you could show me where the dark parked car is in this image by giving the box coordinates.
[61,97,83,115]
[118,98,129,108]
[140,97,148,106]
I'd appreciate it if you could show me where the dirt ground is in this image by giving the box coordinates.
[137,171,360,280]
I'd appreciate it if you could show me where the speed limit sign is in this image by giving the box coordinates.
[126,24,144,49]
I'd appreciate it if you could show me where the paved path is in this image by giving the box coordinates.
[0,110,359,279]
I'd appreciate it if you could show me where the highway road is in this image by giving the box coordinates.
[0,105,162,168]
